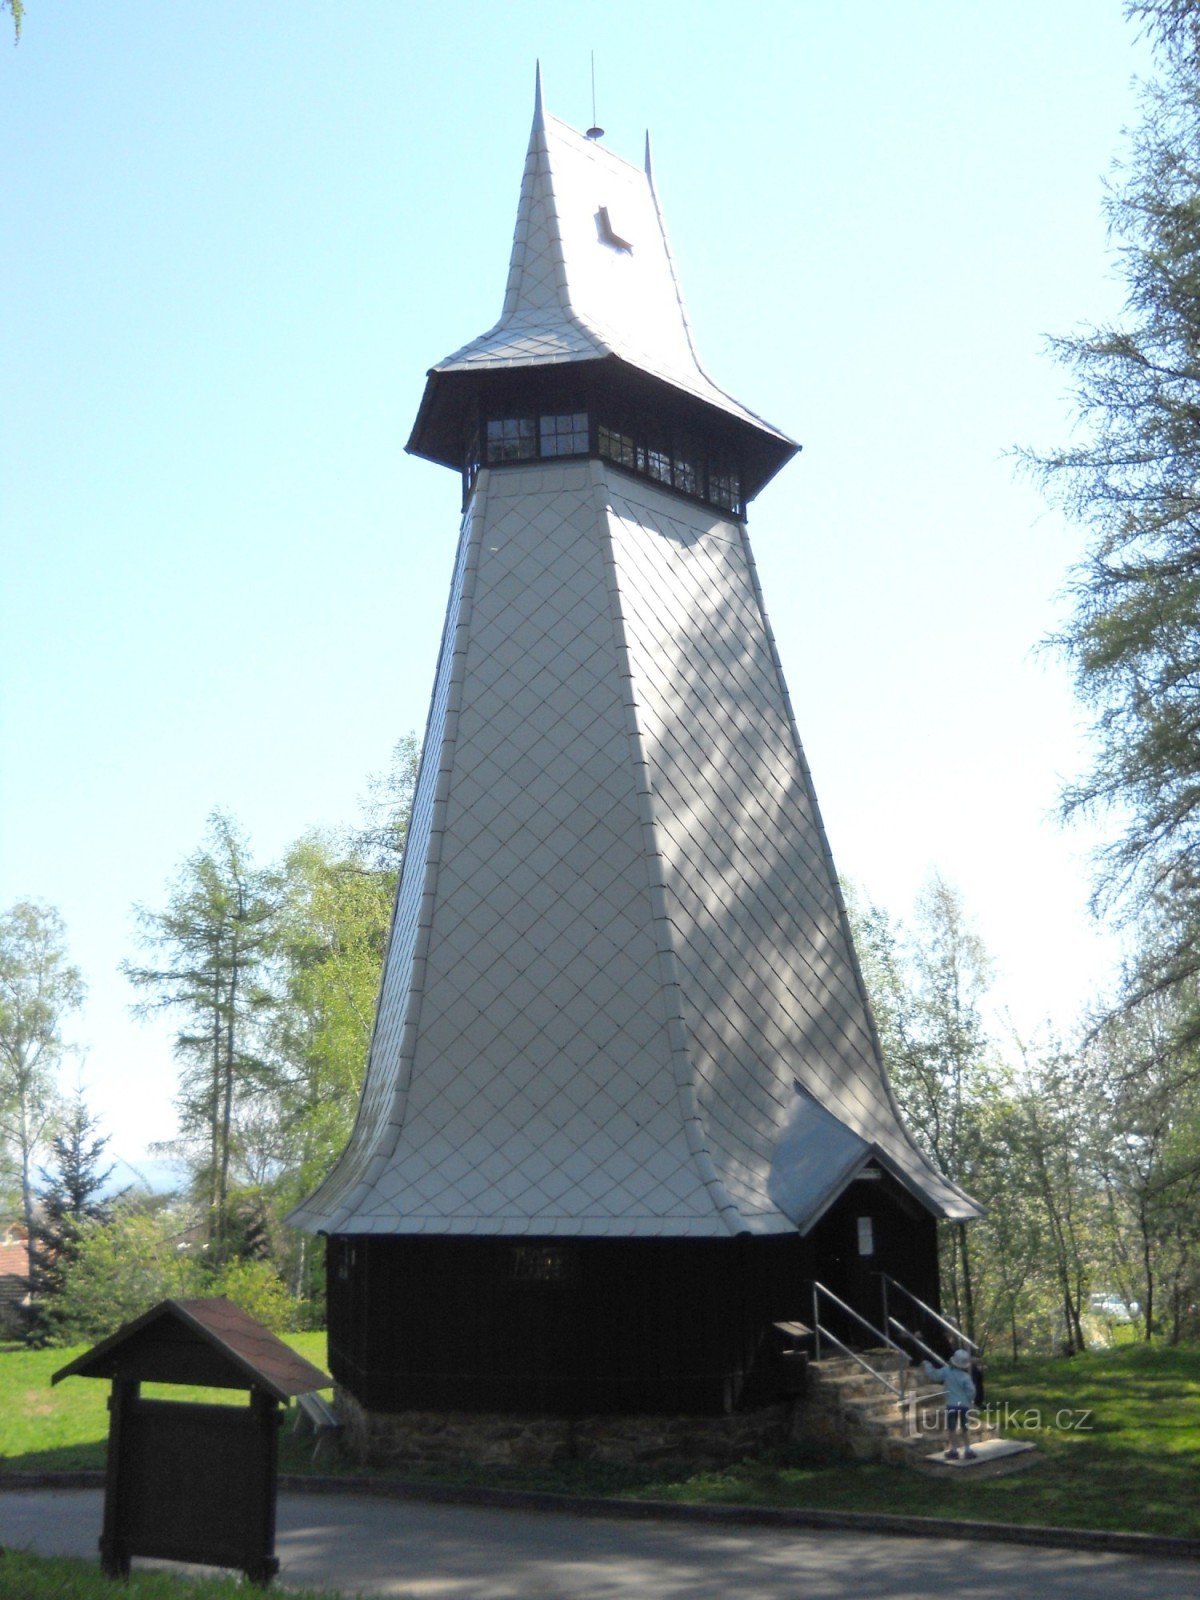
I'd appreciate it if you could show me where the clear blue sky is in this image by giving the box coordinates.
[1,1,1150,1173]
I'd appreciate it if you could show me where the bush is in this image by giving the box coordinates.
[50,1209,199,1345]
[206,1256,293,1332]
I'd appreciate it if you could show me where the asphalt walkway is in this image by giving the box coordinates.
[1,1488,1197,1599]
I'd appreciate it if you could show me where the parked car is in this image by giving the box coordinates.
[1088,1293,1138,1319]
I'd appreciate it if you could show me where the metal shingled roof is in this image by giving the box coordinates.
[287,90,978,1242]
[429,75,793,451]
[289,463,980,1238]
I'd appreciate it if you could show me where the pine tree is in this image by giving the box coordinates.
[1031,1,1200,1031]
[123,812,279,1253]
[26,1090,121,1343]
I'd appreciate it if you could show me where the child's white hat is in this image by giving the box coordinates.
[950,1349,972,1369]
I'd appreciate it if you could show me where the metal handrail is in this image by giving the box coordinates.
[809,1321,904,1399]
[812,1280,904,1356]
[877,1271,977,1352]
[808,1279,910,1410]
[888,1314,941,1366]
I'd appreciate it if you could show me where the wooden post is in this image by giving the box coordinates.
[99,1377,137,1578]
[246,1388,281,1587]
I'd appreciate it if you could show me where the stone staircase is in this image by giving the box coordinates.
[797,1349,1012,1469]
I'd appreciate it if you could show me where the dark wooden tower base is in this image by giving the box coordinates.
[326,1175,940,1431]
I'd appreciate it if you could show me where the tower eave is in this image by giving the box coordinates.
[406,356,800,504]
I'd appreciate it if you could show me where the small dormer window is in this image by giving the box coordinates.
[597,205,633,252]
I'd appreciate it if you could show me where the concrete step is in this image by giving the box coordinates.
[809,1349,908,1381]
[907,1437,1038,1478]
[841,1388,948,1427]
[808,1366,921,1400]
[802,1349,1007,1469]
[902,1427,1004,1465]
[881,1422,1005,1464]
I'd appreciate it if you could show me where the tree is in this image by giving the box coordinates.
[0,903,83,1249]
[265,831,396,1308]
[1029,1,1200,1031]
[123,814,279,1256]
[265,735,417,1309]
[52,1204,200,1345]
[1009,1043,1100,1353]
[1084,987,1200,1341]
[25,1089,121,1340]
[848,876,999,1339]
[352,732,420,876]
[2,1,23,44]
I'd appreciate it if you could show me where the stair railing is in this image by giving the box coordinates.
[877,1272,978,1357]
[886,1315,942,1366]
[808,1280,910,1408]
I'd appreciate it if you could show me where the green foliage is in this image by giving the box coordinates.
[205,1256,294,1333]
[49,1207,199,1347]
[270,835,394,1197]
[1083,989,1200,1342]
[1,1,23,47]
[26,1090,121,1344]
[112,738,418,1324]
[353,730,420,874]
[0,902,84,1242]
[123,813,280,1252]
[1005,1045,1100,1353]
[1030,1,1200,1041]
[845,875,1003,1339]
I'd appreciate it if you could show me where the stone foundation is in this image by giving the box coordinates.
[336,1387,795,1471]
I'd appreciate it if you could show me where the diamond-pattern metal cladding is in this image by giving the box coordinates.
[604,468,974,1225]
[288,491,481,1233]
[318,464,718,1234]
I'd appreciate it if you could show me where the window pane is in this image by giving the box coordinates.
[539,411,590,457]
[599,423,636,468]
[708,464,741,512]
[486,417,536,462]
[674,455,700,496]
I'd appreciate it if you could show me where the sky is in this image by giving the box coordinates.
[0,1,1155,1179]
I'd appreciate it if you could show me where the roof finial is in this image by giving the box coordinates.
[533,60,545,133]
[644,129,654,182]
[585,50,604,140]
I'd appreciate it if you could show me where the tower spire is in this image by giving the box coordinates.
[406,94,796,501]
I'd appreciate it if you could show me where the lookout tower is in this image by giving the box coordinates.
[289,75,979,1454]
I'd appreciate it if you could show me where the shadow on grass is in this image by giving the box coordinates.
[0,1437,107,1475]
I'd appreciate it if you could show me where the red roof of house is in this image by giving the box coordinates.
[0,1240,28,1276]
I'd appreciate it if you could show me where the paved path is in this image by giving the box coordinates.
[1,1488,1196,1599]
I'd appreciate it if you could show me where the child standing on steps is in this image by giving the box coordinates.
[921,1348,978,1459]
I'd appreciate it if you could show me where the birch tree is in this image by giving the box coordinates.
[0,902,82,1245]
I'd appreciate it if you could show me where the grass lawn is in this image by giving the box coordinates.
[1,1336,1198,1539]
[0,1332,331,1476]
[636,1343,1200,1537]
[0,1551,343,1599]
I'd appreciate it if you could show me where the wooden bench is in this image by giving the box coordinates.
[292,1391,342,1462]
